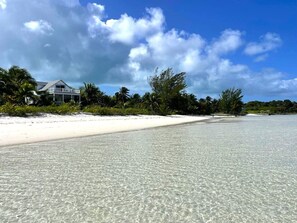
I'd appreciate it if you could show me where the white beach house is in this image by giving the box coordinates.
[37,80,81,104]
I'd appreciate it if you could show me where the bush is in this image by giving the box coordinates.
[0,104,151,117]
[122,108,151,115]
[219,88,244,115]
[0,103,80,116]
[41,103,80,115]
[0,103,40,116]
[83,105,151,116]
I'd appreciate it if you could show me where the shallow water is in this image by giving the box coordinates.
[0,115,297,222]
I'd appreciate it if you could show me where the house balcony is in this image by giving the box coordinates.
[48,88,80,94]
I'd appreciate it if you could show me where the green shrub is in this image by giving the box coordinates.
[0,103,80,116]
[0,103,40,116]
[122,108,151,115]
[0,103,151,117]
[83,106,121,115]
[41,103,80,115]
[83,105,151,116]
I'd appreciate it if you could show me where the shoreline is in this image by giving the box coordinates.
[0,114,213,147]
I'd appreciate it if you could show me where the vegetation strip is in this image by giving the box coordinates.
[1,66,296,117]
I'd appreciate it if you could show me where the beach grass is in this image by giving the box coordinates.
[0,103,152,117]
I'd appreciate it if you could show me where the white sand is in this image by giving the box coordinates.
[0,114,212,146]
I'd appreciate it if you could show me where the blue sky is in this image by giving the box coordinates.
[0,0,296,101]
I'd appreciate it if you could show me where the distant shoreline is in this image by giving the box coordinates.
[0,114,213,147]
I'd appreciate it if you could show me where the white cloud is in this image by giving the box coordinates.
[244,33,282,61]
[207,29,243,56]
[0,0,6,10]
[129,44,149,59]
[0,0,296,100]
[254,54,268,62]
[87,3,104,16]
[88,7,165,44]
[24,20,54,35]
[147,30,205,72]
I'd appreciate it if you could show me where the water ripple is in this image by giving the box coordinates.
[0,116,297,222]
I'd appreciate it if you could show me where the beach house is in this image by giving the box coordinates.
[37,80,81,104]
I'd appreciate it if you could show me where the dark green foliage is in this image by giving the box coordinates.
[142,92,159,113]
[82,105,151,116]
[244,100,297,114]
[149,68,187,114]
[4,65,296,117]
[0,103,80,116]
[0,69,6,105]
[41,103,80,115]
[0,66,37,105]
[197,97,212,115]
[118,87,130,103]
[80,82,106,106]
[101,94,114,107]
[169,93,199,114]
[0,103,36,116]
[36,91,53,106]
[128,93,143,108]
[114,86,130,108]
[194,97,219,115]
[219,88,244,115]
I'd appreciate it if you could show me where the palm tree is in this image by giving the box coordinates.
[129,93,142,107]
[142,92,160,113]
[118,86,130,103]
[205,96,212,115]
[0,66,37,105]
[80,82,102,106]
[115,87,130,107]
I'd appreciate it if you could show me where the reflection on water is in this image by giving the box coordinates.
[0,115,297,222]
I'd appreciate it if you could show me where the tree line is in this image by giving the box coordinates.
[2,65,296,116]
[245,100,297,114]
[72,68,245,115]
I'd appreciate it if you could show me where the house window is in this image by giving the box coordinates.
[56,85,65,92]
[54,94,63,102]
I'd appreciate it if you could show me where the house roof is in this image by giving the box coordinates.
[39,80,60,91]
[36,81,48,90]
[37,81,48,85]
[39,80,74,91]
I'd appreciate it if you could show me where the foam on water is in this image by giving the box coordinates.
[0,115,297,222]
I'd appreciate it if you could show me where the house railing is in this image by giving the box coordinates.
[48,88,80,94]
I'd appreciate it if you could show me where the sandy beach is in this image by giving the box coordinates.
[0,114,212,146]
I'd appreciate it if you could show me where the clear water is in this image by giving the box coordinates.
[0,115,297,222]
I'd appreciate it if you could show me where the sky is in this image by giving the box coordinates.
[0,0,296,101]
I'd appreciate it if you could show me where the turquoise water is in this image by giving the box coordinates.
[0,115,297,222]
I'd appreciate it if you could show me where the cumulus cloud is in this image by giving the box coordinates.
[0,0,6,10]
[0,0,296,100]
[207,29,243,56]
[88,7,164,44]
[244,33,282,61]
[126,29,206,84]
[87,3,105,16]
[24,20,54,35]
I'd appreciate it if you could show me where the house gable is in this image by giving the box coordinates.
[36,80,81,103]
[37,80,80,95]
